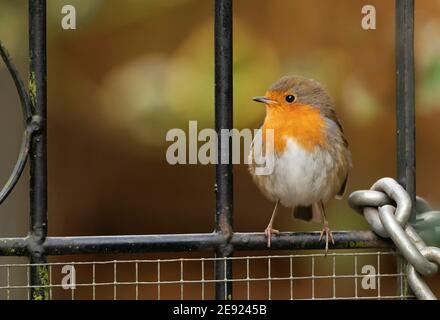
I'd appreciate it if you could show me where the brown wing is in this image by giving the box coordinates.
[324,107,349,147]
[322,108,351,199]
[335,174,348,200]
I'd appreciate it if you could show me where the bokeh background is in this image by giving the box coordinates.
[0,0,439,299]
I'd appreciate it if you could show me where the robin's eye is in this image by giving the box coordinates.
[285,95,296,103]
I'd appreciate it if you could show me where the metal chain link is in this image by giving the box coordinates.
[348,177,440,300]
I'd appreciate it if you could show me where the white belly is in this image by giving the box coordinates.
[249,138,339,208]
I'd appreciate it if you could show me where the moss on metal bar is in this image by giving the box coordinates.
[29,71,37,108]
[32,265,49,300]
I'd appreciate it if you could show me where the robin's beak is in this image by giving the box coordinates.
[253,96,277,105]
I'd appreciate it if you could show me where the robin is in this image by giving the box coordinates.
[249,75,352,251]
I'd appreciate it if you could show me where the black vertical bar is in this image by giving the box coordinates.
[214,0,233,300]
[396,0,415,222]
[29,0,48,300]
[396,0,415,299]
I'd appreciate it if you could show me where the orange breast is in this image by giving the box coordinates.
[262,104,327,153]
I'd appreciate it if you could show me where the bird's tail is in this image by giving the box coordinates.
[292,203,323,223]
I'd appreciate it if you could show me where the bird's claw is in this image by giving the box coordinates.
[319,223,334,254]
[264,226,279,248]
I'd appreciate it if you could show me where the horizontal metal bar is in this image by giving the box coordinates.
[0,231,391,256]
[232,231,390,250]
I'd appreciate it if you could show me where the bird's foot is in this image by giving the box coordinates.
[319,222,334,254]
[264,226,279,248]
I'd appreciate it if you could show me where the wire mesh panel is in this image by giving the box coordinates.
[0,251,413,300]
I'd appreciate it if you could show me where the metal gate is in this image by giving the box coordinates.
[0,0,420,300]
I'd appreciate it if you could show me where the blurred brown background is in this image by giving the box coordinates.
[0,0,439,299]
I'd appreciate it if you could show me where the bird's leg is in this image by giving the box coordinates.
[318,203,334,253]
[264,200,280,248]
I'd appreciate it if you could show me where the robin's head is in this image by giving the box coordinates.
[253,75,333,111]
